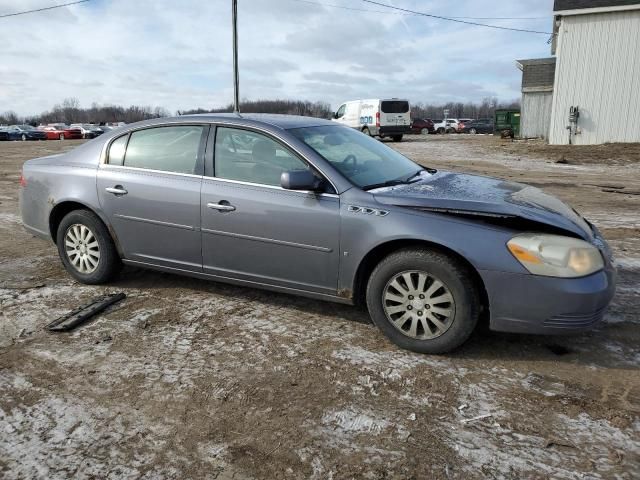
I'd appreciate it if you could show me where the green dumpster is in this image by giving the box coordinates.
[494,109,521,138]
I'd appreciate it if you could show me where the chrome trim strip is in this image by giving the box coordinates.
[201,176,339,198]
[114,214,196,231]
[201,227,332,253]
[101,164,203,179]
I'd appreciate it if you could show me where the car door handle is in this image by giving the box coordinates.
[105,186,128,195]
[207,202,236,212]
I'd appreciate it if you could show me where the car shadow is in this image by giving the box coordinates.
[109,266,639,370]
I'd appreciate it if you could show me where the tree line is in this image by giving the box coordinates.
[1,96,520,126]
[0,98,171,126]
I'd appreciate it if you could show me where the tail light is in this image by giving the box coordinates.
[19,172,27,187]
[376,111,380,128]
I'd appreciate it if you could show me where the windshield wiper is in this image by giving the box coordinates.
[362,179,409,191]
[362,169,426,191]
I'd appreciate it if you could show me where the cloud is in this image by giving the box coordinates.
[0,0,554,116]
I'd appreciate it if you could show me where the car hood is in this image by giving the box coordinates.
[372,171,593,239]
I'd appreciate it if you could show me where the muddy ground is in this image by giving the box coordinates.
[1,134,638,479]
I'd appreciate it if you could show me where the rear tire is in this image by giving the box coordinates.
[21,134,27,141]
[437,128,445,134]
[469,128,477,135]
[56,210,121,284]
[59,133,65,140]
[392,135,403,142]
[420,128,428,135]
[366,248,480,354]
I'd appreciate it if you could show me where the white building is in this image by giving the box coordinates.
[548,0,640,145]
[517,58,556,140]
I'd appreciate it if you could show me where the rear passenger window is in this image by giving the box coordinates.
[215,127,309,187]
[123,126,205,174]
[108,135,128,166]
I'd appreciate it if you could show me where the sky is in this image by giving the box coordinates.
[0,0,555,116]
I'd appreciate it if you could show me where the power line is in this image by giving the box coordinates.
[0,0,91,19]
[361,0,555,34]
[291,0,547,20]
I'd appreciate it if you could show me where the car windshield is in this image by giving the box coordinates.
[289,125,428,190]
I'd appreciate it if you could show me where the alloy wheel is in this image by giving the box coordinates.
[382,270,456,340]
[64,224,100,274]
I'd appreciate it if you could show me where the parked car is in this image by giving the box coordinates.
[461,119,494,134]
[332,98,411,142]
[5,125,47,141]
[457,118,475,132]
[432,119,459,134]
[39,125,84,140]
[19,114,616,354]
[70,124,105,139]
[410,118,434,135]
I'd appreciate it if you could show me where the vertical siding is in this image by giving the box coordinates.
[521,91,554,139]
[549,10,640,144]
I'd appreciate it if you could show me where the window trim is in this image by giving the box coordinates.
[99,121,339,194]
[107,132,131,166]
[210,125,337,195]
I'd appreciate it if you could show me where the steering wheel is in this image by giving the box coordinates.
[343,154,357,171]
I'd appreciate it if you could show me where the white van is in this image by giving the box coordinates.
[332,98,411,142]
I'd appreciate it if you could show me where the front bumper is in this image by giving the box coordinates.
[481,266,616,335]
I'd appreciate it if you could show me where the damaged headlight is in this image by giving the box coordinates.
[507,233,604,278]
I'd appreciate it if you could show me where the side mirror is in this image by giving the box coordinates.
[281,170,322,191]
[332,112,338,119]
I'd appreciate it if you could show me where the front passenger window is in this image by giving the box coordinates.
[215,127,310,187]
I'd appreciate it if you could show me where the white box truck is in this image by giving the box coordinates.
[331,98,411,142]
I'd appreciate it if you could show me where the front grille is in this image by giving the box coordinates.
[544,307,607,328]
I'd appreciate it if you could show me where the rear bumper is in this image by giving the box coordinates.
[379,126,410,136]
[481,267,616,335]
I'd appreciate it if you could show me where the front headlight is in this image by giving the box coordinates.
[507,233,604,278]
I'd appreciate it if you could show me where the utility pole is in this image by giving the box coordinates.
[232,0,240,113]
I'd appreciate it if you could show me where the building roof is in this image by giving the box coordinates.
[516,58,556,92]
[554,0,640,12]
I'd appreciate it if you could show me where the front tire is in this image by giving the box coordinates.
[59,133,65,140]
[437,128,445,134]
[366,249,480,354]
[392,135,403,142]
[469,128,477,135]
[362,127,371,136]
[420,128,429,135]
[21,134,27,141]
[56,210,121,284]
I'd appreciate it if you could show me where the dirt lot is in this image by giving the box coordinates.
[1,135,639,479]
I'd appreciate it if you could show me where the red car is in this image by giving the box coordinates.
[38,125,84,140]
[410,118,435,134]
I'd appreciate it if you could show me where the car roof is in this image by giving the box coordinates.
[165,113,334,130]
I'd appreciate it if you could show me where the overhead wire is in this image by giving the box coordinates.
[291,0,547,20]
[360,0,555,34]
[0,0,91,19]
